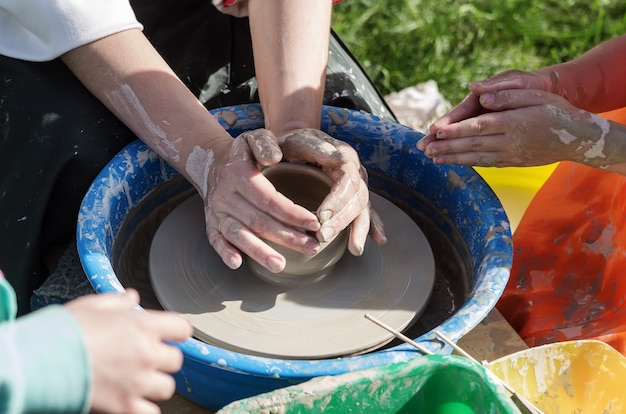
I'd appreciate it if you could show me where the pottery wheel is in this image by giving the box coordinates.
[149,192,435,359]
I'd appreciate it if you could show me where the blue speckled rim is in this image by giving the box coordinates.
[77,104,512,407]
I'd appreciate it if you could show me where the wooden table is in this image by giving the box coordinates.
[158,307,528,413]
[457,307,528,361]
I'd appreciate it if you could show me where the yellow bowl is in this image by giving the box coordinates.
[474,164,558,232]
[487,340,626,414]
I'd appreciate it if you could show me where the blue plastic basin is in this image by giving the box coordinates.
[77,104,512,411]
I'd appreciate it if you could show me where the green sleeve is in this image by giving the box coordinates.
[0,277,17,322]
[0,305,92,414]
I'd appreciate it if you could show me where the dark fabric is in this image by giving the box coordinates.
[0,1,391,315]
[0,57,134,315]
[132,0,259,108]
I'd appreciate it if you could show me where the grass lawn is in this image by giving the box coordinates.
[332,0,626,104]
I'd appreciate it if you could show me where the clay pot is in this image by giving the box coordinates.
[246,162,348,287]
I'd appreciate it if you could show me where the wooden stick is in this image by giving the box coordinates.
[434,330,480,363]
[435,330,544,414]
[364,313,432,355]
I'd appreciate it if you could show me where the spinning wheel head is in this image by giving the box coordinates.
[149,191,436,359]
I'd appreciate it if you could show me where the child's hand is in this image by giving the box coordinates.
[65,290,192,414]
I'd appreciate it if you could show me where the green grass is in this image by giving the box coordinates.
[332,0,626,104]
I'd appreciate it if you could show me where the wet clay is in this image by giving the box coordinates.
[247,163,349,287]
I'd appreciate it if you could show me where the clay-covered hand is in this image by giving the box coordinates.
[65,290,192,414]
[202,128,322,274]
[416,87,622,168]
[278,128,387,256]
[417,70,550,154]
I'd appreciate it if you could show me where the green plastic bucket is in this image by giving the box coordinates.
[217,354,521,413]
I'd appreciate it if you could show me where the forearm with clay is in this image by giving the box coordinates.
[61,28,321,272]
[60,29,234,191]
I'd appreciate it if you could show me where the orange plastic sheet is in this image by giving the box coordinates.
[497,107,626,355]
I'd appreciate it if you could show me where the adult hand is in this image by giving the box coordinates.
[203,129,322,274]
[415,88,619,168]
[278,128,387,256]
[64,290,192,414]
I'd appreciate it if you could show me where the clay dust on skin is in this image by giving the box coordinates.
[549,127,577,145]
[103,82,224,226]
[583,114,609,162]
[186,145,214,199]
[105,83,182,162]
[551,113,610,166]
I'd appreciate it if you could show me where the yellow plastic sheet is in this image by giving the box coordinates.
[474,164,558,232]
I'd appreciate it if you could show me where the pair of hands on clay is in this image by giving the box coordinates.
[205,127,387,274]
[418,70,626,170]
[65,289,192,414]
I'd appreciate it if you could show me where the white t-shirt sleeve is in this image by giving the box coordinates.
[0,0,143,62]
